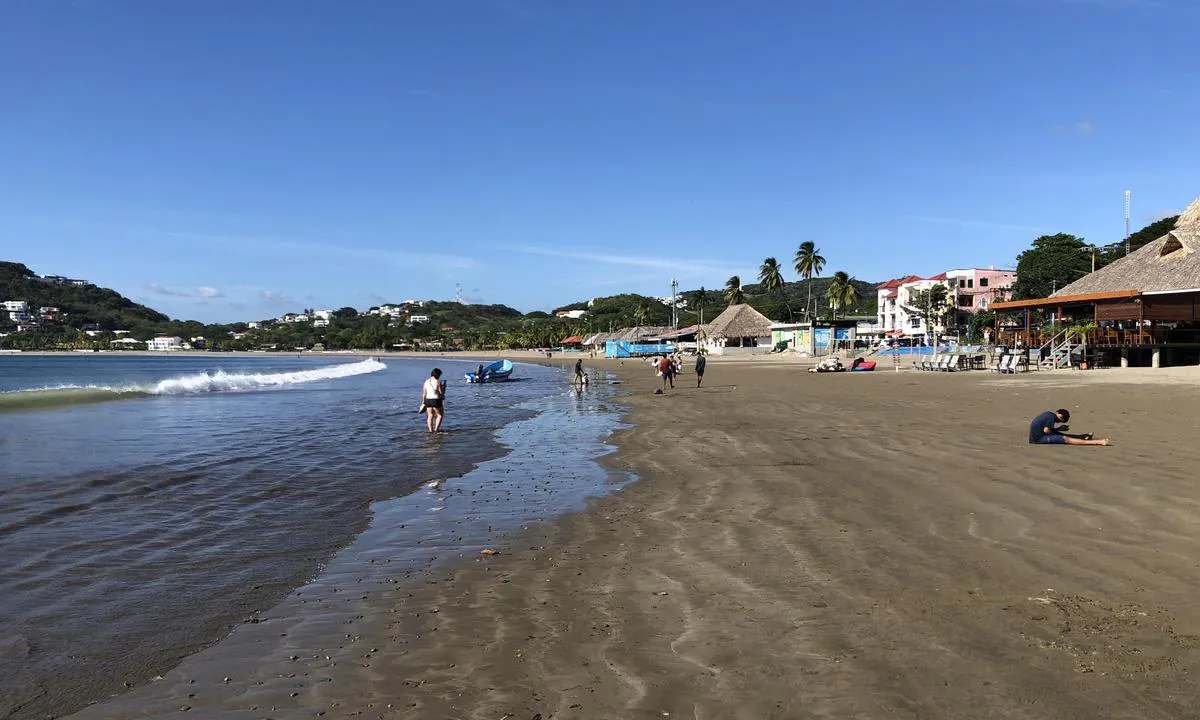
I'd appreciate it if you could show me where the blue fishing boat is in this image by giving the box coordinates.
[465,359,514,383]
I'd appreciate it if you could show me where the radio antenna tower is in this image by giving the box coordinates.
[1124,190,1131,256]
[455,282,463,304]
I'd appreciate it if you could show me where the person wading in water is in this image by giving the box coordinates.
[421,368,447,433]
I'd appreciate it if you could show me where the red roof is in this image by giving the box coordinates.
[882,289,898,298]
[879,275,926,288]
[927,272,948,281]
[561,335,583,344]
[651,325,699,340]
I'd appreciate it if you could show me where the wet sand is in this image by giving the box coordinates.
[67,360,1200,719]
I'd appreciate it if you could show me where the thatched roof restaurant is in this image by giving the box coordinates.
[701,304,773,355]
[992,195,1200,367]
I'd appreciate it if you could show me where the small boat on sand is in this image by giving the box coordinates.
[465,359,514,383]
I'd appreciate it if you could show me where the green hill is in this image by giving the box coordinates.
[0,261,169,332]
[553,278,879,329]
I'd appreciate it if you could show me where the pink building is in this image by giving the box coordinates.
[877,268,1016,340]
[944,268,1016,311]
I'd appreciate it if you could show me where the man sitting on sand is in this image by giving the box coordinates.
[1029,408,1110,446]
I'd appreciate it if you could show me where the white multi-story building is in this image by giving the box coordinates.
[3,300,30,323]
[407,315,430,325]
[147,336,184,351]
[313,318,329,328]
[312,309,334,321]
[555,309,588,319]
[371,304,405,318]
[877,268,1017,340]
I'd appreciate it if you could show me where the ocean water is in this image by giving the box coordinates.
[0,354,623,720]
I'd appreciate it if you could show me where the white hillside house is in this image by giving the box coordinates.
[147,336,184,351]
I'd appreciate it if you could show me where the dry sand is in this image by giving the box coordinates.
[67,360,1200,719]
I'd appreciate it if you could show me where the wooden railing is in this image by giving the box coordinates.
[1089,327,1200,346]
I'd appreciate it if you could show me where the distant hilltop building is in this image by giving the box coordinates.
[36,275,89,287]
[555,309,588,319]
[3,300,30,322]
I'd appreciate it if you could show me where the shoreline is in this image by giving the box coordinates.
[58,360,1200,718]
[56,360,631,720]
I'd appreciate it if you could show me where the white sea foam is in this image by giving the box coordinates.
[145,358,387,395]
[2,358,387,399]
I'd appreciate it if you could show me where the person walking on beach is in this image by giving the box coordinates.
[1029,408,1109,446]
[421,368,447,433]
[694,353,706,388]
[658,354,673,390]
[574,358,585,386]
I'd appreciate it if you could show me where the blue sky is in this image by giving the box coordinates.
[2,0,1197,323]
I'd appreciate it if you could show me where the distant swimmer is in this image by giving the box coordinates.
[421,368,447,433]
[1029,408,1110,446]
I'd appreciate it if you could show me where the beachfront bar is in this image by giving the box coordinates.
[992,198,1200,368]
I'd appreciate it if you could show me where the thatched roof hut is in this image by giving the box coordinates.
[1052,195,1200,297]
[1177,195,1200,228]
[703,303,773,340]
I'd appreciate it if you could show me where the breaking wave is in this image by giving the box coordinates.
[0,358,387,413]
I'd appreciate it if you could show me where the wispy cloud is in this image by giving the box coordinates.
[1060,0,1159,8]
[506,244,744,277]
[487,0,537,20]
[260,290,292,304]
[1051,121,1096,137]
[146,283,225,298]
[907,215,1052,234]
[164,231,478,271]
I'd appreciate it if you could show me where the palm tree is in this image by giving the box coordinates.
[690,287,708,326]
[903,284,949,346]
[758,256,792,321]
[724,275,744,306]
[633,303,648,327]
[793,241,826,320]
[826,271,860,320]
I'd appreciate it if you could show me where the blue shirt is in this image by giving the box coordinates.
[1029,411,1059,443]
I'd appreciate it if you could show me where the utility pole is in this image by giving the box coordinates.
[670,277,678,329]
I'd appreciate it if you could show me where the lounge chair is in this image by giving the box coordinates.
[1011,355,1029,373]
[992,354,1013,373]
[935,355,952,371]
[923,354,940,371]
[946,355,964,372]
